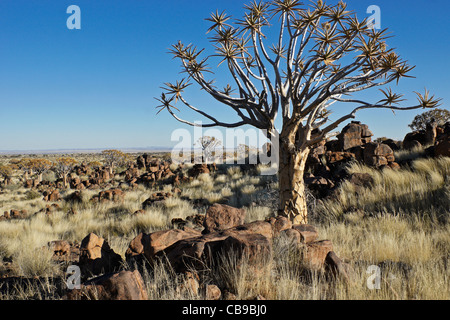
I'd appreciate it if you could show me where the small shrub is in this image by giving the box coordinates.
[24,190,41,201]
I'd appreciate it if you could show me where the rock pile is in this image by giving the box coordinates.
[306,121,399,197]
[60,204,349,300]
[91,188,124,203]
[0,209,28,221]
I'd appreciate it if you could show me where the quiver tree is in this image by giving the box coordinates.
[157,0,442,224]
[0,164,13,186]
[101,149,127,174]
[28,159,53,183]
[53,157,78,188]
[17,158,34,180]
[195,136,222,163]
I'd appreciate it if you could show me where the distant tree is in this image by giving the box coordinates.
[195,136,222,163]
[53,157,78,188]
[101,149,127,174]
[0,165,13,186]
[157,0,441,224]
[408,108,450,131]
[28,159,53,183]
[87,161,103,170]
[17,158,34,180]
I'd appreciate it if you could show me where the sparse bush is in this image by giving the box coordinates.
[24,190,41,200]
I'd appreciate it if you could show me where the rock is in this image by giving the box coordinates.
[403,131,426,150]
[9,209,26,219]
[223,291,237,300]
[94,188,124,202]
[125,228,201,267]
[363,142,395,167]
[324,251,351,282]
[280,228,302,244]
[43,190,61,202]
[66,270,148,300]
[65,191,83,203]
[205,284,221,300]
[133,209,146,215]
[305,175,335,198]
[79,233,123,277]
[435,134,450,157]
[325,151,356,164]
[159,227,272,273]
[337,121,373,150]
[188,164,210,177]
[292,224,319,244]
[136,154,148,170]
[203,204,246,234]
[387,162,401,170]
[218,233,272,266]
[302,240,333,270]
[266,216,292,236]
[403,139,422,151]
[382,139,401,151]
[160,237,209,273]
[142,192,172,208]
[48,240,71,257]
[226,220,274,240]
[186,214,206,229]
[348,173,374,188]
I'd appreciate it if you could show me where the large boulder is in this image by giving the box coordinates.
[435,133,450,157]
[95,188,124,202]
[203,204,246,234]
[292,224,319,244]
[66,270,148,300]
[301,240,333,270]
[79,233,123,277]
[337,121,373,151]
[43,190,61,202]
[363,142,395,167]
[125,228,201,266]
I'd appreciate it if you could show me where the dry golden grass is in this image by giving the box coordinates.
[0,154,448,300]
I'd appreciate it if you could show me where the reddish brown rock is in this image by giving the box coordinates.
[266,216,292,236]
[66,270,148,300]
[43,190,61,202]
[302,240,333,270]
[79,233,123,277]
[338,121,373,150]
[324,251,352,282]
[48,240,71,257]
[125,228,201,266]
[219,233,272,266]
[203,204,246,234]
[205,284,221,300]
[363,142,395,167]
[292,224,319,244]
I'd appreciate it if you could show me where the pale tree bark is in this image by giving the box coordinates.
[278,139,310,224]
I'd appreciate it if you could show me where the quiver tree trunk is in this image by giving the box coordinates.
[63,175,68,188]
[278,131,310,225]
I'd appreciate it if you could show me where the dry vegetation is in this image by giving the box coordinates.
[0,151,448,300]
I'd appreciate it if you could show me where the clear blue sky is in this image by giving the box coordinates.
[0,0,449,151]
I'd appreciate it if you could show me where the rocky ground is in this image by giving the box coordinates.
[0,122,448,300]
